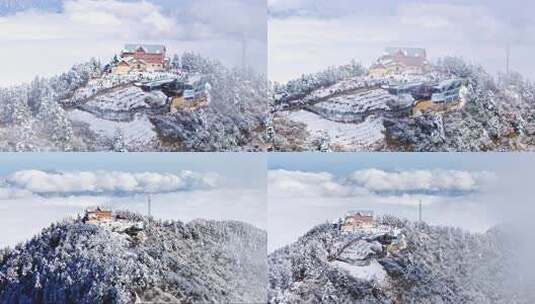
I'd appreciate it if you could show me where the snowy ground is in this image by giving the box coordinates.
[68,109,157,148]
[305,76,385,102]
[92,219,144,234]
[312,89,392,114]
[287,110,385,150]
[340,224,402,238]
[82,86,167,113]
[331,260,388,284]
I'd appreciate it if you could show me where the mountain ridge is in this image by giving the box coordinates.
[0,211,267,303]
[268,215,535,303]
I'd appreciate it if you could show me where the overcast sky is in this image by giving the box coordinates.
[0,0,266,87]
[269,0,535,83]
[268,153,535,252]
[0,153,266,248]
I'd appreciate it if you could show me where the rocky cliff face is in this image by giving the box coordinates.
[268,216,535,304]
[0,212,267,304]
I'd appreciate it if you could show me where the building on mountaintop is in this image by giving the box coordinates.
[83,207,113,224]
[369,47,429,77]
[341,210,376,232]
[115,44,168,74]
[113,57,150,75]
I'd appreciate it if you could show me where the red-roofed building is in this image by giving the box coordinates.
[120,44,167,72]
[370,47,429,76]
[84,207,113,224]
[341,210,376,232]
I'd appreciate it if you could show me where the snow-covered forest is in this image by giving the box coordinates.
[153,55,268,151]
[387,58,535,151]
[0,53,267,151]
[269,57,535,152]
[269,216,535,303]
[271,60,367,109]
[0,211,267,303]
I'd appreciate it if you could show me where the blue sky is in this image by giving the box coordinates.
[268,152,521,174]
[0,152,266,188]
[269,0,535,82]
[0,153,266,248]
[267,153,535,251]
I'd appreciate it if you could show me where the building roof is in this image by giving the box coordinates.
[385,47,426,58]
[347,210,374,217]
[123,44,166,54]
[433,78,464,91]
[85,207,112,216]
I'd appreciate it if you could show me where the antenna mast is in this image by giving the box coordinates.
[147,194,152,217]
[241,33,247,70]
[506,43,510,76]
[418,199,422,223]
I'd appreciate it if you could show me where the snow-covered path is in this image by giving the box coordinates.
[287,110,385,150]
[331,260,388,284]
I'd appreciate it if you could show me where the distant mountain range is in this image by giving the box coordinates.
[0,0,62,15]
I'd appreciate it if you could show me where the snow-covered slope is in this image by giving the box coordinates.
[271,57,535,152]
[79,86,168,121]
[68,109,158,151]
[305,89,409,124]
[268,216,534,304]
[0,53,267,152]
[0,212,267,304]
[285,110,385,150]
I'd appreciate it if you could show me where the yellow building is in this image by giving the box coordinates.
[368,63,388,78]
[170,96,185,113]
[113,57,149,75]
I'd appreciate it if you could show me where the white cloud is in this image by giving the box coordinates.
[268,169,495,201]
[268,0,308,13]
[179,0,266,40]
[347,169,494,193]
[0,187,33,200]
[268,167,498,251]
[0,0,178,41]
[0,186,265,248]
[268,169,357,197]
[269,1,535,82]
[0,0,267,86]
[3,170,218,195]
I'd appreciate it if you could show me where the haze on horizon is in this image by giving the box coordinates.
[269,0,535,83]
[0,153,267,248]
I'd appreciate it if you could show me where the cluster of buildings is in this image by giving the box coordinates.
[337,210,407,254]
[136,76,211,112]
[339,210,377,233]
[106,44,211,112]
[113,44,168,75]
[82,207,145,238]
[368,47,466,113]
[83,207,113,224]
[369,47,429,78]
